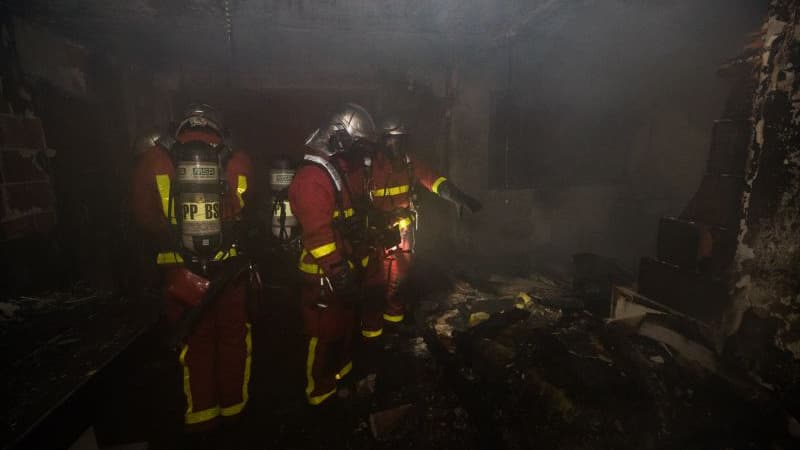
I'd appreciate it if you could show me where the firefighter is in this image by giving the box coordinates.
[129,104,255,442]
[288,103,378,406]
[361,117,481,337]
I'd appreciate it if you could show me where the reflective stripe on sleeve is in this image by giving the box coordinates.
[298,249,323,275]
[310,242,337,259]
[431,177,447,195]
[155,174,176,224]
[236,175,248,208]
[371,185,409,197]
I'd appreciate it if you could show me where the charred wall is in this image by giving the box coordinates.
[723,0,800,390]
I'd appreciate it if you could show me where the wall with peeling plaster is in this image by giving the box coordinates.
[725,1,800,369]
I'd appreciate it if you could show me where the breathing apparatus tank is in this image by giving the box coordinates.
[173,140,226,262]
[270,156,297,241]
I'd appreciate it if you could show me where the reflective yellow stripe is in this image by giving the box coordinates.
[220,323,252,417]
[332,208,354,219]
[383,313,404,323]
[186,406,220,425]
[362,328,383,338]
[305,337,337,405]
[336,361,353,380]
[156,248,238,265]
[371,185,409,197]
[298,252,366,274]
[236,175,248,208]
[308,388,337,406]
[431,177,447,195]
[155,174,176,224]
[305,337,317,398]
[179,345,192,412]
[298,249,323,274]
[310,242,337,258]
[395,217,412,230]
[180,345,222,425]
[157,252,184,264]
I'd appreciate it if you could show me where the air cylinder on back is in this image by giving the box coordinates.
[174,141,223,259]
[270,156,296,241]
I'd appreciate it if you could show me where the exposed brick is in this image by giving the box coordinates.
[0,115,46,150]
[0,150,48,183]
[638,257,729,323]
[707,119,751,175]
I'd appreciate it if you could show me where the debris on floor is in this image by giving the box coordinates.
[369,404,413,441]
[415,271,796,449]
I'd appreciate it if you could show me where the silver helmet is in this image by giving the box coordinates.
[134,128,163,154]
[175,103,223,137]
[380,117,407,136]
[305,103,377,156]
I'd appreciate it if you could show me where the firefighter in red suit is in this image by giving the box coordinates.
[360,118,482,337]
[288,103,378,406]
[129,104,255,438]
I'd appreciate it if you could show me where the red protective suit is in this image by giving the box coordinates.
[129,129,254,431]
[288,154,375,405]
[363,150,446,333]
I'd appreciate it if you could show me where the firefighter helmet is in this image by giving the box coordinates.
[380,117,407,136]
[305,103,377,156]
[175,103,223,137]
[380,117,408,159]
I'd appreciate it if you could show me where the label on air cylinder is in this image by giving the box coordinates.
[180,193,222,236]
[270,170,295,190]
[177,162,219,183]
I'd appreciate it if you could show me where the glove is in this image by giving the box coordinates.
[380,224,402,249]
[327,265,360,303]
[437,180,483,214]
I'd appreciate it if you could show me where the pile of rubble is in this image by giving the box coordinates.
[409,270,799,450]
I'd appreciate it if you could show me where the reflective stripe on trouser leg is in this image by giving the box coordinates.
[220,323,252,417]
[382,256,404,323]
[305,337,337,405]
[216,274,251,418]
[384,236,413,321]
[179,344,220,425]
[361,286,385,338]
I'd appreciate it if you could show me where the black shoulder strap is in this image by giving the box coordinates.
[405,154,418,200]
